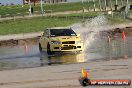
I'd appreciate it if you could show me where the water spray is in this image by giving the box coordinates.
[72,15,132,54]
[72,15,109,52]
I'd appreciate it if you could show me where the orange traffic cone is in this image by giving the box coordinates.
[84,71,89,78]
[79,68,90,86]
[82,68,89,78]
[122,31,126,41]
[81,67,85,77]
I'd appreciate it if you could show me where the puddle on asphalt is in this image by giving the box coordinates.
[0,37,132,71]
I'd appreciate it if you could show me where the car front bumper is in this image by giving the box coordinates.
[50,43,83,52]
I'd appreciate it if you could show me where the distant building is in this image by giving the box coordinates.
[23,0,67,5]
[43,0,67,4]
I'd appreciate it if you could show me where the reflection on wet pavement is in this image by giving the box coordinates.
[40,53,85,66]
[0,37,131,70]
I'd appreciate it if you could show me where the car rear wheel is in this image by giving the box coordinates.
[39,43,43,53]
[47,43,54,55]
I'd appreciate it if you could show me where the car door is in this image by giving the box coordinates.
[40,29,49,50]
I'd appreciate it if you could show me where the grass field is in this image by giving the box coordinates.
[0,0,130,17]
[0,2,94,16]
[0,12,131,35]
[0,1,131,35]
[0,17,81,35]
[0,12,99,35]
[129,9,132,13]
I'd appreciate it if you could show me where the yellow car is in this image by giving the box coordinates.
[39,27,83,55]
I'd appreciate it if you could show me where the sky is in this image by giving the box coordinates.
[0,0,23,5]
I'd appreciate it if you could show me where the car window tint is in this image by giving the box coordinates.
[50,29,76,36]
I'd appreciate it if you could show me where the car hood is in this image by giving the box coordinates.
[49,36,81,42]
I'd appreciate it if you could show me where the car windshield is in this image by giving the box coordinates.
[50,29,77,37]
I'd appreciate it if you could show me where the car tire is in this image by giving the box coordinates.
[47,43,54,55]
[39,43,43,53]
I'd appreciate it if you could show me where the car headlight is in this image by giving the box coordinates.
[76,41,83,45]
[51,41,60,44]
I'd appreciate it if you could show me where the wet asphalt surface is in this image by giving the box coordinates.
[0,36,131,71]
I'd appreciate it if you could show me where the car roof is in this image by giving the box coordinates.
[46,27,71,30]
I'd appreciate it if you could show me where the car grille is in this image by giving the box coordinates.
[62,41,75,44]
[61,46,76,50]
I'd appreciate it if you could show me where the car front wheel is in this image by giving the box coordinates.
[47,43,54,55]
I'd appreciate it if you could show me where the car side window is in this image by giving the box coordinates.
[43,30,49,37]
